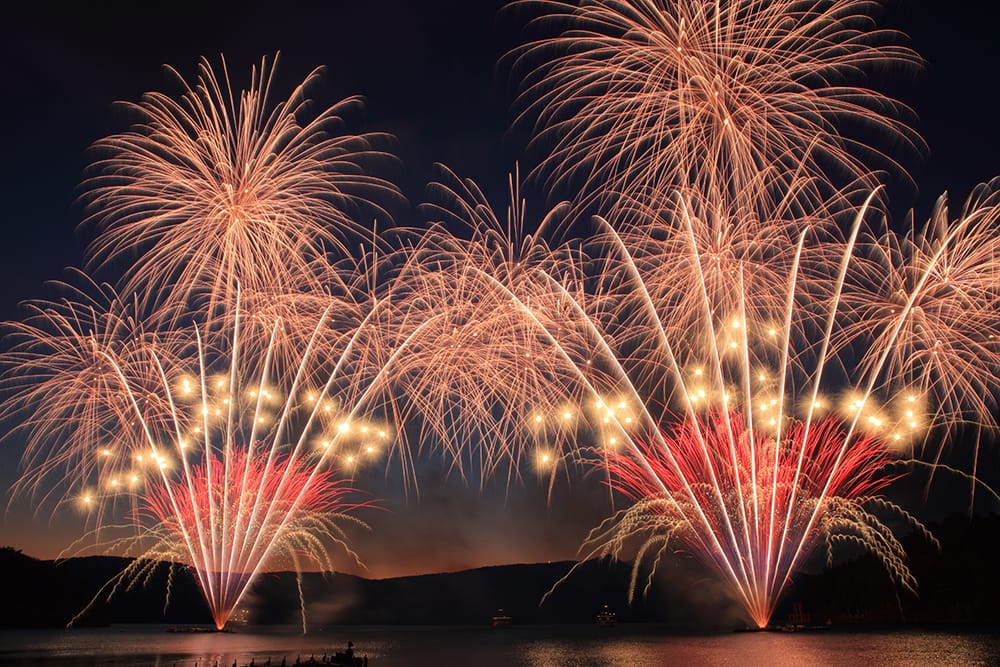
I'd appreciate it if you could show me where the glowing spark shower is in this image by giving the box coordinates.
[598,413,923,629]
[3,288,407,629]
[2,58,421,630]
[2,0,999,636]
[410,163,996,627]
[82,55,400,318]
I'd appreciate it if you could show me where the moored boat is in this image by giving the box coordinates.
[491,608,512,627]
[596,604,617,626]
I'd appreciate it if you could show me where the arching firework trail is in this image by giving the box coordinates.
[508,0,921,219]
[413,166,997,627]
[837,179,1000,487]
[91,451,363,632]
[3,222,609,628]
[82,54,400,321]
[1,52,408,629]
[3,68,595,627]
[2,284,415,629]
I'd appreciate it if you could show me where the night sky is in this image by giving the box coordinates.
[1,0,1000,579]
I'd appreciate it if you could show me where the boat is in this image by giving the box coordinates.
[596,604,617,627]
[328,649,367,666]
[491,608,512,627]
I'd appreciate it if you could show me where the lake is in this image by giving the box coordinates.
[0,625,998,666]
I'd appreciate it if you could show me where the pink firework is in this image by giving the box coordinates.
[600,412,914,628]
[140,450,360,630]
[83,54,400,318]
[413,167,958,628]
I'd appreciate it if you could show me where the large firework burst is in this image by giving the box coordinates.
[3,288,408,628]
[83,55,400,318]
[510,0,920,217]
[410,164,997,626]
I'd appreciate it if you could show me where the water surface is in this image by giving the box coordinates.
[1,624,997,666]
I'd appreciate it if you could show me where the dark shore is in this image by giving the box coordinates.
[2,513,999,630]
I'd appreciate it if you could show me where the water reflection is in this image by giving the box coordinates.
[517,630,1000,667]
[1,625,998,667]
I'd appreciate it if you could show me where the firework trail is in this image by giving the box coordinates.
[594,413,923,627]
[509,0,921,219]
[475,0,997,626]
[3,222,579,628]
[2,283,414,628]
[412,164,997,627]
[68,450,363,633]
[839,179,1000,438]
[0,56,427,628]
[137,451,365,631]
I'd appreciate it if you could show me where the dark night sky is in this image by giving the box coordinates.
[1,0,1000,578]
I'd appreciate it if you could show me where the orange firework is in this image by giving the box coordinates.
[412,167,956,627]
[510,0,921,218]
[594,413,920,629]
[838,178,1000,466]
[3,282,413,630]
[0,275,173,514]
[83,54,400,318]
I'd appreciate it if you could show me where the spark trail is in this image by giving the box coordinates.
[413,168,996,627]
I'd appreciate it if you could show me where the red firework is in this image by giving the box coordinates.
[140,450,360,630]
[602,411,911,628]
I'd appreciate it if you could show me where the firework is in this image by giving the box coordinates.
[83,55,400,319]
[412,166,981,627]
[138,450,364,631]
[592,413,924,628]
[509,0,920,218]
[1,12,994,632]
[839,179,1000,444]
[2,284,418,629]
[0,275,172,511]
[1,56,449,629]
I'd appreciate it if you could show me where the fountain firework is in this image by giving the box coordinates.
[2,283,415,629]
[472,0,998,625]
[411,165,998,627]
[0,1,996,633]
[1,57,433,630]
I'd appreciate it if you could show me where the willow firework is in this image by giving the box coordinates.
[2,286,407,629]
[2,0,998,635]
[1,57,417,629]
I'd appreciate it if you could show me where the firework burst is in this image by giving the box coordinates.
[83,54,400,318]
[589,413,928,628]
[1,280,430,629]
[509,0,920,217]
[411,166,982,627]
[840,179,1000,439]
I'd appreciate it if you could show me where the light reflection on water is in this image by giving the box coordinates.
[0,625,998,667]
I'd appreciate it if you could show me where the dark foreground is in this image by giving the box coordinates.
[1,624,999,667]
